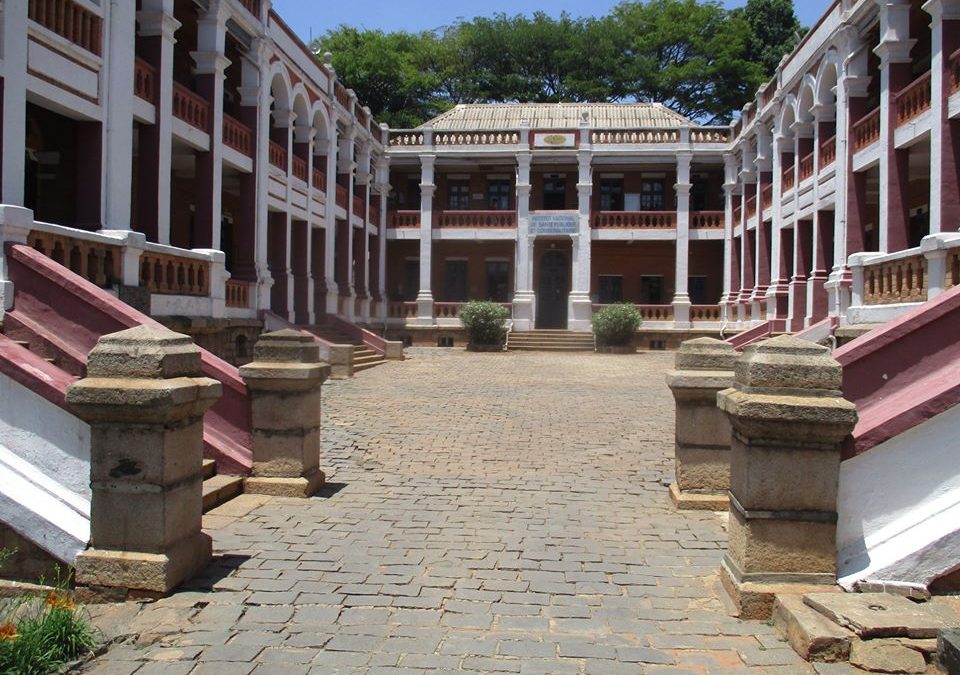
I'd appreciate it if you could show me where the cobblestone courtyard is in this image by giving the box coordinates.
[83,349,831,675]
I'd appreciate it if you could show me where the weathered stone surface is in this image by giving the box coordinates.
[734,335,844,392]
[772,594,853,662]
[673,336,738,371]
[849,638,927,673]
[938,628,960,675]
[251,328,320,363]
[804,592,949,639]
[85,325,204,379]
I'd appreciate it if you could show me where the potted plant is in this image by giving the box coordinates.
[459,300,510,352]
[592,303,642,353]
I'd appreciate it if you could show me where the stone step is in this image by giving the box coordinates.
[772,594,854,662]
[353,359,386,372]
[509,344,595,352]
[353,353,385,365]
[202,474,244,512]
[202,459,217,481]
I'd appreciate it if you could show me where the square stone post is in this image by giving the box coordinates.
[666,338,737,510]
[717,335,858,620]
[239,330,331,498]
[66,326,221,596]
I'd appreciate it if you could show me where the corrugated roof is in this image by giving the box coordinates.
[418,102,693,130]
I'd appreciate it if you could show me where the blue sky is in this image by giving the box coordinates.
[271,1,831,43]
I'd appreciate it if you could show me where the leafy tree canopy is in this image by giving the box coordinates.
[311,0,805,128]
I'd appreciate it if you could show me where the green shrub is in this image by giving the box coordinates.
[592,303,643,346]
[0,562,98,675]
[459,300,510,346]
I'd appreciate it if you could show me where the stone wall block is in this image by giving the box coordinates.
[239,329,330,498]
[717,334,858,619]
[666,337,738,510]
[65,325,221,596]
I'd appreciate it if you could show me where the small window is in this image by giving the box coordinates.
[639,275,664,304]
[543,177,566,210]
[447,180,471,210]
[640,179,665,210]
[444,260,468,301]
[487,180,512,210]
[598,275,623,304]
[599,179,624,211]
[486,260,510,302]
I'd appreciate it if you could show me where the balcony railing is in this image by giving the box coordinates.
[292,155,308,182]
[225,280,253,309]
[390,211,420,228]
[798,152,815,182]
[352,193,366,219]
[312,168,326,191]
[388,301,418,318]
[863,253,928,305]
[28,230,121,288]
[690,211,723,229]
[746,195,757,218]
[782,164,796,192]
[896,71,932,127]
[134,58,156,104]
[691,305,722,321]
[852,108,881,152]
[222,114,253,157]
[28,0,102,56]
[435,131,521,146]
[819,135,837,169]
[734,204,742,223]
[592,304,675,321]
[436,211,517,228]
[433,302,511,320]
[336,184,348,209]
[268,140,287,169]
[172,82,209,132]
[140,249,210,297]
[592,129,679,144]
[761,184,773,210]
[592,211,676,229]
[335,81,352,110]
[951,48,960,95]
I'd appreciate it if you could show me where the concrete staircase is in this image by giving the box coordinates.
[507,330,595,352]
[201,459,243,512]
[310,324,386,372]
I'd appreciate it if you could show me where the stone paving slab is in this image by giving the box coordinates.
[80,349,818,674]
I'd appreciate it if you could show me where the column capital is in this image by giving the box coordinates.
[272,109,296,128]
[294,125,316,144]
[675,183,693,195]
[191,51,231,76]
[841,74,872,99]
[873,39,916,66]
[922,0,960,20]
[136,10,181,40]
[791,120,814,137]
[237,84,260,107]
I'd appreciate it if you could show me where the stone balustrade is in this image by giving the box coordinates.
[852,108,881,152]
[591,211,676,229]
[28,0,102,56]
[690,211,724,229]
[591,129,679,144]
[28,227,121,289]
[134,58,156,104]
[225,279,252,309]
[389,211,420,228]
[819,135,836,168]
[172,82,209,133]
[436,210,517,228]
[798,152,815,182]
[388,301,417,318]
[782,163,796,192]
[291,155,308,182]
[896,70,932,127]
[222,114,253,157]
[268,140,287,169]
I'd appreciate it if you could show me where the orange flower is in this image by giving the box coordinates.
[45,591,75,611]
[0,622,17,640]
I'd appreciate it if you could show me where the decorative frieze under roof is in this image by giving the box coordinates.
[418,102,694,131]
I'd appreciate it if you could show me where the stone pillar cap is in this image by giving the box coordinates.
[734,335,843,394]
[86,325,202,379]
[252,329,321,364]
[675,337,737,371]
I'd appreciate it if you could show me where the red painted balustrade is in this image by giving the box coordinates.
[852,108,881,152]
[225,279,252,309]
[292,155,308,182]
[746,195,757,218]
[390,211,420,228]
[172,82,209,132]
[28,229,121,289]
[761,184,773,210]
[28,0,102,55]
[690,211,724,229]
[436,211,517,228]
[312,168,326,191]
[896,70,932,127]
[591,211,676,229]
[798,152,815,182]
[139,250,210,297]
[820,135,837,168]
[862,253,928,305]
[223,114,254,157]
[336,184,348,209]
[268,140,287,169]
[134,58,156,103]
[388,301,418,318]
[782,164,796,192]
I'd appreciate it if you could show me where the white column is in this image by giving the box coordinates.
[673,147,693,328]
[1,1,27,205]
[338,127,357,320]
[766,133,790,320]
[569,146,594,331]
[323,131,339,314]
[721,154,738,325]
[300,126,317,325]
[376,150,390,323]
[513,148,535,330]
[253,41,274,310]
[137,2,179,244]
[924,0,960,234]
[875,0,915,253]
[102,0,137,229]
[192,0,230,251]
[415,152,436,325]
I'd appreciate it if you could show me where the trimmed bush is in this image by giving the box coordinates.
[592,303,643,347]
[459,300,510,347]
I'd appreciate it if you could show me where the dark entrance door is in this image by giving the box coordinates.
[537,251,569,328]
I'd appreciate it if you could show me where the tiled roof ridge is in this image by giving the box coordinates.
[417,101,694,130]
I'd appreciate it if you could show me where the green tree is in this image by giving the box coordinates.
[734,0,805,76]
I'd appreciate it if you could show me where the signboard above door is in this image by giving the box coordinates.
[533,132,576,149]
[529,212,579,236]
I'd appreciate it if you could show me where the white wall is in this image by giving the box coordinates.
[837,403,960,589]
